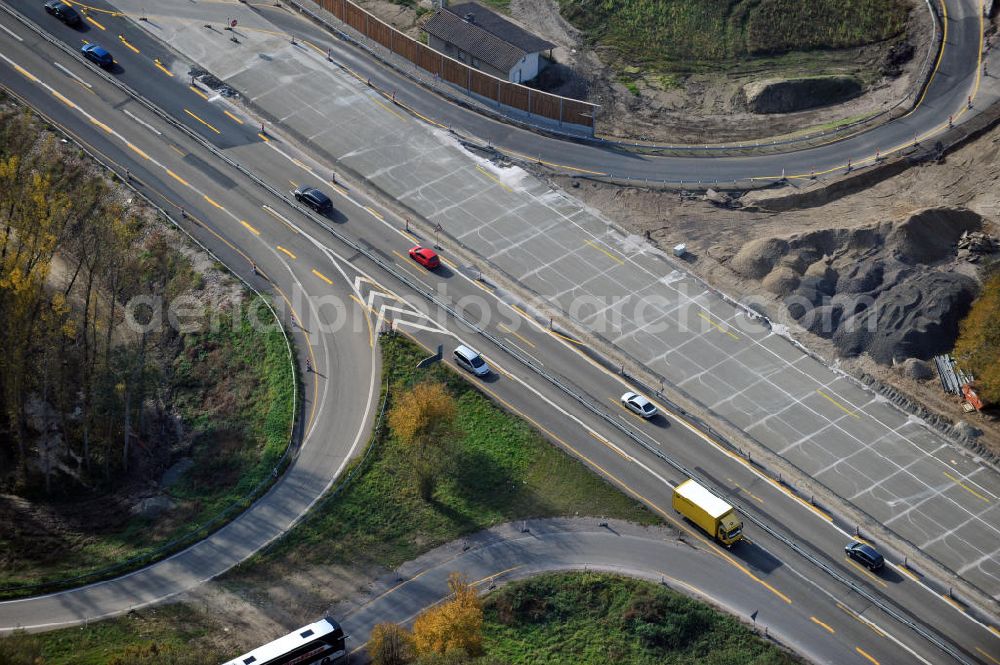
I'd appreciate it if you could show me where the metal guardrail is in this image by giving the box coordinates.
[0,6,977,662]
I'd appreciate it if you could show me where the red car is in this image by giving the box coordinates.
[408,246,440,269]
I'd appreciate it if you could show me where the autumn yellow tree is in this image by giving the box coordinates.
[388,382,458,499]
[412,573,484,657]
[369,622,415,665]
[954,269,1000,404]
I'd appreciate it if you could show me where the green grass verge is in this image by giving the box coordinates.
[240,333,656,574]
[483,572,801,665]
[0,605,222,665]
[0,297,295,595]
[559,0,908,74]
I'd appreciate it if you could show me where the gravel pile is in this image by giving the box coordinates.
[730,207,984,363]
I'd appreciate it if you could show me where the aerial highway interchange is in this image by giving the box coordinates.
[0,0,998,663]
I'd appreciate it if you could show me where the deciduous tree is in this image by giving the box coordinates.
[369,622,415,665]
[388,382,457,499]
[412,573,483,657]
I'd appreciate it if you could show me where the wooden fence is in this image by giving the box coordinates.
[313,0,597,129]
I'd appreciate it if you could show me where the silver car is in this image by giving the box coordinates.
[621,391,657,418]
[454,345,490,377]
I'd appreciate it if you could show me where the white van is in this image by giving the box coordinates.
[453,345,490,377]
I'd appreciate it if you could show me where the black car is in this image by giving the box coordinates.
[44,0,82,26]
[294,186,333,214]
[845,541,885,571]
[81,43,114,69]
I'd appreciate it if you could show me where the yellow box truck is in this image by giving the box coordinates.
[672,479,743,547]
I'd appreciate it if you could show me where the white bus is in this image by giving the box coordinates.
[221,617,346,665]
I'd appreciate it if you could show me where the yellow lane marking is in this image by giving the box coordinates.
[348,294,374,349]
[169,144,185,156]
[312,269,333,285]
[13,64,38,82]
[395,329,791,605]
[288,180,298,188]
[63,0,121,15]
[86,15,106,30]
[943,472,990,502]
[729,480,763,503]
[913,0,948,110]
[240,220,260,236]
[153,59,173,77]
[836,603,886,638]
[117,34,140,54]
[51,90,76,109]
[262,206,300,234]
[223,110,244,125]
[940,593,963,611]
[203,195,223,209]
[817,389,860,419]
[89,117,112,133]
[126,142,149,160]
[291,157,314,174]
[499,323,535,348]
[373,97,406,122]
[584,238,625,265]
[895,564,918,582]
[549,328,586,346]
[184,108,221,134]
[989,625,1000,639]
[188,85,209,100]
[331,183,349,197]
[803,501,833,522]
[364,206,384,221]
[809,616,835,634]
[277,245,297,260]
[977,647,1000,665]
[588,430,631,461]
[475,164,512,192]
[697,311,739,340]
[500,147,607,175]
[165,169,189,187]
[258,132,270,142]
[301,39,327,57]
[856,647,880,665]
[844,558,887,588]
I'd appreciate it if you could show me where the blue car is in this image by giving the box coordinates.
[81,43,113,69]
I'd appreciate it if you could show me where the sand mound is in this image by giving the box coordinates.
[731,238,789,279]
[730,207,985,364]
[762,265,801,296]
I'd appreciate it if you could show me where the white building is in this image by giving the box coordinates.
[423,2,555,84]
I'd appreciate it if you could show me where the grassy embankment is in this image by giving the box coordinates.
[0,297,295,594]
[483,572,801,665]
[3,334,654,663]
[560,0,909,77]
[0,98,296,594]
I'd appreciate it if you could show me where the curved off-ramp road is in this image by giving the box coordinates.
[338,519,919,665]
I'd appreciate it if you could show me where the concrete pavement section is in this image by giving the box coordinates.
[92,1,1000,602]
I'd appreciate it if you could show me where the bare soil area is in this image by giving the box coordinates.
[553,122,1000,454]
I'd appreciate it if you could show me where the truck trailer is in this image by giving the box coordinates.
[672,479,743,547]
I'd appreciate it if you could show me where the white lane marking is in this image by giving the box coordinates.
[52,61,91,88]
[0,22,23,42]
[123,108,163,136]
